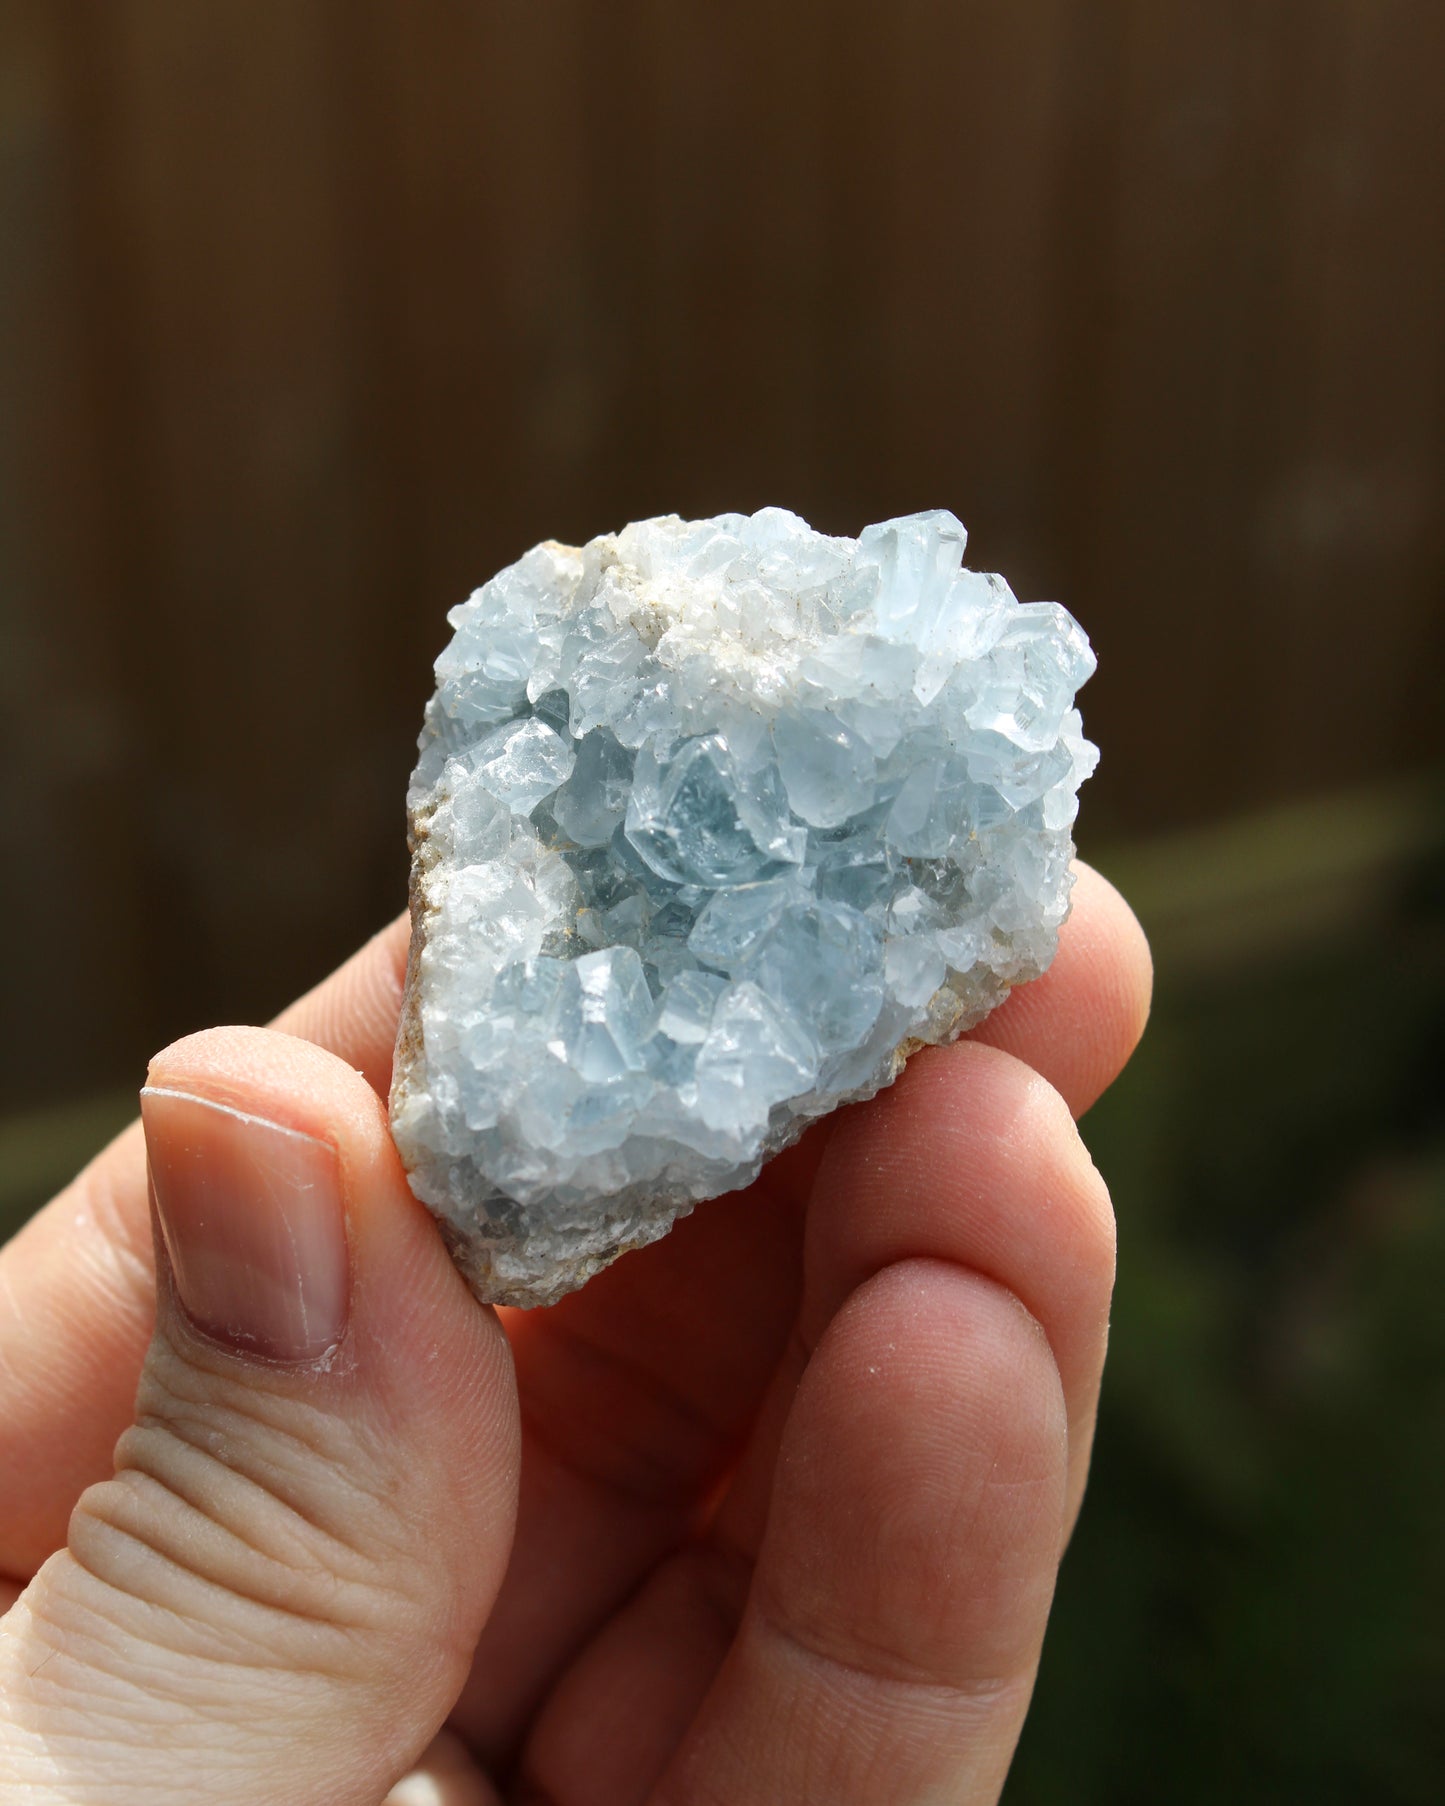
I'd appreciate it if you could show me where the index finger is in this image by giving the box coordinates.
[965,861,1153,1116]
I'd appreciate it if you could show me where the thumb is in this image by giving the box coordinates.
[0,1027,519,1806]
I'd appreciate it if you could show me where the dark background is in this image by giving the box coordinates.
[2,4,1442,1800]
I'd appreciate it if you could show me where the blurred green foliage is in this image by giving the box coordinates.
[1011,833,1445,1802]
[0,1093,135,1244]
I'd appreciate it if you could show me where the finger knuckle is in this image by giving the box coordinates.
[63,1344,423,1682]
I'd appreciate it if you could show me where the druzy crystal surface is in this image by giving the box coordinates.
[391,509,1097,1305]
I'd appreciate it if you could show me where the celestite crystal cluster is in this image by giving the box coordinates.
[391,509,1097,1305]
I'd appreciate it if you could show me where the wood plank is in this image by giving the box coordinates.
[2,0,1443,1107]
[0,0,150,1103]
[71,0,405,1041]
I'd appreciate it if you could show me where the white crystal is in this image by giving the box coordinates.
[392,509,1097,1305]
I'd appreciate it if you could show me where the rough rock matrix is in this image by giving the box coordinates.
[391,509,1097,1306]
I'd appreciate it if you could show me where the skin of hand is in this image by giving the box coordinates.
[0,861,1150,1806]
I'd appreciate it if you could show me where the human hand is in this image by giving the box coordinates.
[0,863,1149,1804]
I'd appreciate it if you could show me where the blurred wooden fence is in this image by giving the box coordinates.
[2,0,1443,1105]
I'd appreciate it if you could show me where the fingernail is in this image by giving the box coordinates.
[140,1088,350,1363]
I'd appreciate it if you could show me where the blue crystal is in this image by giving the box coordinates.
[749,901,885,1060]
[656,968,727,1044]
[553,728,634,847]
[771,708,877,828]
[393,508,1098,1305]
[624,733,805,888]
[550,946,657,1083]
[687,875,806,969]
[472,717,575,813]
[693,982,821,1135]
